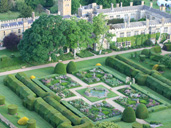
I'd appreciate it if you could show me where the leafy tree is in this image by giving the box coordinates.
[93,13,109,54]
[45,0,54,7]
[0,0,9,12]
[19,4,32,17]
[18,15,68,63]
[72,0,80,14]
[96,0,116,8]
[36,4,44,14]
[93,121,120,128]
[25,0,45,9]
[122,107,136,123]
[3,33,20,51]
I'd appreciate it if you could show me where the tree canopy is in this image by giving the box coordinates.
[18,15,68,63]
[0,0,9,12]
[72,0,80,14]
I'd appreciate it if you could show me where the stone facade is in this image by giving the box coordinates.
[58,0,71,16]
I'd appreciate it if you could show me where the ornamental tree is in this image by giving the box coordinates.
[3,33,20,51]
[66,61,77,74]
[122,107,136,123]
[54,62,66,74]
[18,15,68,63]
[136,104,149,119]
[93,13,110,54]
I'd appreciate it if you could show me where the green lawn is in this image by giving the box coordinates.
[0,49,20,57]
[0,67,54,128]
[116,121,134,128]
[145,108,171,128]
[0,122,8,128]
[0,11,20,20]
[76,50,94,58]
[77,85,118,102]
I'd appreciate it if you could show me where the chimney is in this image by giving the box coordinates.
[100,5,103,9]
[161,18,165,26]
[58,11,61,15]
[32,12,35,21]
[141,1,144,6]
[116,3,119,8]
[150,2,153,8]
[130,2,133,7]
[111,3,114,10]
[146,18,149,27]
[121,2,123,7]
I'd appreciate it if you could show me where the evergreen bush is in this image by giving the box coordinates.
[0,95,5,105]
[27,119,36,128]
[140,55,146,62]
[66,61,77,74]
[122,107,136,123]
[8,104,18,115]
[141,49,150,57]
[136,104,149,119]
[158,65,166,71]
[54,62,66,74]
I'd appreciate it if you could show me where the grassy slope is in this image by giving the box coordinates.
[0,11,20,21]
[145,108,171,128]
[0,67,54,128]
[77,85,118,102]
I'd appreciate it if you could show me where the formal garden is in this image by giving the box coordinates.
[74,67,124,87]
[68,99,122,122]
[39,74,81,98]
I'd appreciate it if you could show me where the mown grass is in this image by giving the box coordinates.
[0,49,20,57]
[0,67,54,128]
[0,11,20,21]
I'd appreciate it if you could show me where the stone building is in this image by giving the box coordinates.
[0,1,171,49]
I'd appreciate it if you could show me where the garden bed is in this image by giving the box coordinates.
[77,85,118,102]
[39,74,81,98]
[68,99,121,122]
[74,67,124,87]
[114,87,161,110]
[76,50,94,58]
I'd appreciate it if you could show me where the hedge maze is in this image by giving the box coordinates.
[105,55,171,100]
[3,73,93,128]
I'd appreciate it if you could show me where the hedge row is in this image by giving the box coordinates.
[163,43,171,51]
[15,72,93,128]
[115,55,152,75]
[3,75,36,99]
[152,73,171,86]
[16,72,47,98]
[105,57,141,77]
[145,76,171,99]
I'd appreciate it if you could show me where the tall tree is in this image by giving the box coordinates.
[45,0,54,7]
[0,0,9,12]
[96,0,116,8]
[93,13,109,54]
[19,4,32,17]
[72,0,80,14]
[3,33,20,51]
[18,15,68,63]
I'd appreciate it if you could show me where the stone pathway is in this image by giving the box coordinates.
[0,47,152,76]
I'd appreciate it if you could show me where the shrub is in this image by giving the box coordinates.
[27,119,36,128]
[122,107,136,123]
[136,104,149,119]
[93,121,120,128]
[144,39,153,46]
[143,124,151,128]
[0,95,5,105]
[140,55,146,62]
[132,122,143,128]
[163,43,171,51]
[8,104,18,115]
[30,75,36,79]
[54,62,66,74]
[95,63,102,66]
[135,73,148,85]
[18,117,29,125]
[152,64,159,70]
[158,65,166,71]
[66,61,77,74]
[141,49,150,57]
[151,46,161,53]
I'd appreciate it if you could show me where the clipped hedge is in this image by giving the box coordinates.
[27,119,36,128]
[122,107,136,123]
[163,43,171,51]
[136,104,148,119]
[67,61,77,74]
[135,73,148,85]
[8,104,18,115]
[0,95,5,105]
[151,73,171,86]
[141,49,150,57]
[54,62,66,74]
[4,75,36,99]
[151,46,161,53]
[115,55,152,75]
[16,72,47,97]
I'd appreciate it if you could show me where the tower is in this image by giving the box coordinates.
[58,0,71,16]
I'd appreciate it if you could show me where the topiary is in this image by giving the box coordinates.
[141,49,150,57]
[140,55,146,62]
[122,107,136,123]
[0,95,5,105]
[27,119,36,128]
[18,117,29,125]
[66,61,77,74]
[54,62,66,74]
[8,104,18,115]
[136,104,149,119]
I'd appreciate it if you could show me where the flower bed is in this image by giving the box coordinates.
[68,99,121,121]
[40,75,81,98]
[114,87,160,110]
[75,67,124,87]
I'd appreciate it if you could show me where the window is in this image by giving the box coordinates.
[127,32,131,37]
[116,15,120,19]
[134,31,139,35]
[110,16,114,19]
[65,4,69,6]
[126,41,131,46]
[164,27,168,33]
[117,43,122,47]
[120,32,124,37]
[18,29,20,33]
